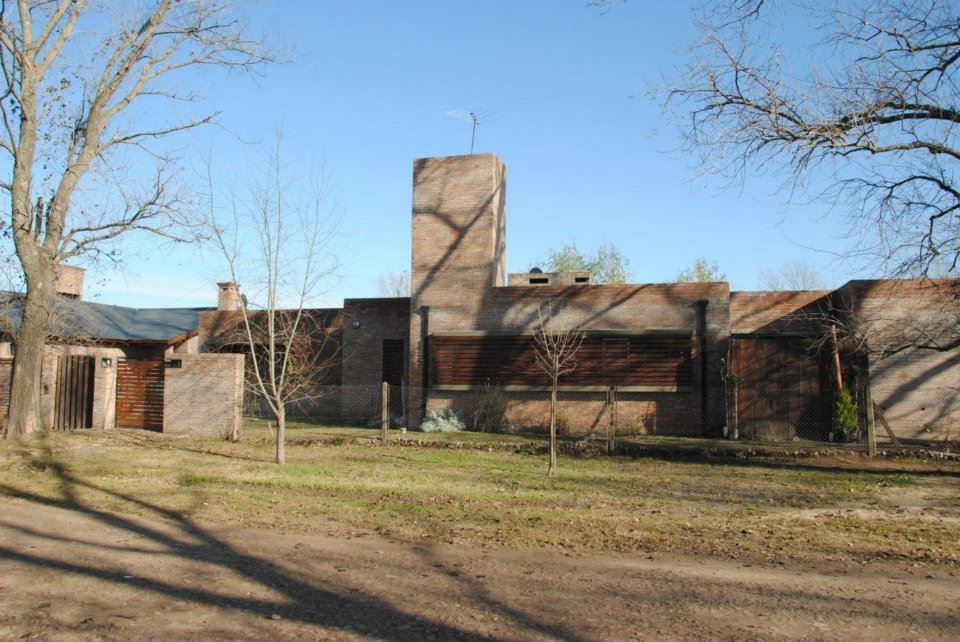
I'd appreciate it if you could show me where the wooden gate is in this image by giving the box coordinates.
[54,356,95,430]
[730,337,831,441]
[116,359,164,430]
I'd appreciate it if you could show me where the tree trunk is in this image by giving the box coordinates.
[548,382,557,476]
[6,271,55,438]
[275,404,286,464]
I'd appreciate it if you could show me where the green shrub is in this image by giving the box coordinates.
[419,408,465,433]
[833,388,860,443]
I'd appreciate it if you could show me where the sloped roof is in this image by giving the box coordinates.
[0,293,211,343]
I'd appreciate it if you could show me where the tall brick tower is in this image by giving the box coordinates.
[408,154,506,409]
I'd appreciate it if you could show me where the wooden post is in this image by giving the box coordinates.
[381,381,389,443]
[865,384,876,457]
[732,383,739,439]
[606,387,613,455]
[874,402,901,447]
[830,324,844,392]
[608,386,617,455]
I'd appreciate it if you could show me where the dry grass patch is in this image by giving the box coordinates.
[0,427,957,568]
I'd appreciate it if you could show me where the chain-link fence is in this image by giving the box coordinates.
[244,383,866,444]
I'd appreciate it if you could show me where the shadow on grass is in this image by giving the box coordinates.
[0,442,576,641]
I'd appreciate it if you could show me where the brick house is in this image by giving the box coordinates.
[202,152,959,441]
[0,266,243,437]
[6,152,955,442]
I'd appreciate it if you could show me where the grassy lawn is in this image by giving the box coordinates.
[0,425,957,568]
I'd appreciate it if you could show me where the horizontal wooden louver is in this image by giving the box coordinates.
[116,359,165,430]
[430,334,692,388]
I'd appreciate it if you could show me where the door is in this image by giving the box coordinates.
[116,359,164,430]
[731,337,829,441]
[54,356,95,430]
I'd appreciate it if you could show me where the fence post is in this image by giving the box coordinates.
[381,381,389,443]
[865,384,876,457]
[607,386,617,455]
[606,387,612,454]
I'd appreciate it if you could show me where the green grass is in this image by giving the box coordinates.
[0,426,957,567]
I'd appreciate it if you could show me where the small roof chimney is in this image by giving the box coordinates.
[217,282,241,311]
[55,264,84,300]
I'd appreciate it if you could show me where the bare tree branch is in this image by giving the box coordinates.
[662,0,960,278]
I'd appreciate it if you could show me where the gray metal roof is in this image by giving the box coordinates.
[0,294,211,343]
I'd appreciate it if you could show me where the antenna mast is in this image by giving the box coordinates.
[445,109,492,154]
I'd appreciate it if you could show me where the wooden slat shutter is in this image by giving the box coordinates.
[430,334,692,387]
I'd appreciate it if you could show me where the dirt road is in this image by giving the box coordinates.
[0,498,956,641]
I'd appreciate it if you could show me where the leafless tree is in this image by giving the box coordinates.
[0,0,270,437]
[375,270,410,298]
[663,0,960,280]
[532,302,585,476]
[797,281,960,368]
[207,129,342,464]
[759,260,829,291]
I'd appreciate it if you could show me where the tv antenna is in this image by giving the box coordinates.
[446,108,492,154]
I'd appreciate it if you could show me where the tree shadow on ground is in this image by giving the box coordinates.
[413,544,589,642]
[0,444,525,641]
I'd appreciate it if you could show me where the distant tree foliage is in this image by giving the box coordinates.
[759,260,828,291]
[676,256,726,283]
[535,241,631,284]
[376,270,410,297]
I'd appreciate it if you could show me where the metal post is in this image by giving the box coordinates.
[381,381,389,443]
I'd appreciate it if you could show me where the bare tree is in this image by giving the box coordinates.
[207,129,342,464]
[796,281,960,367]
[0,0,270,437]
[375,270,410,297]
[663,0,960,279]
[759,260,829,291]
[532,302,585,476]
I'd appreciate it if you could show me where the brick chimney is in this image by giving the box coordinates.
[55,264,84,300]
[217,282,241,311]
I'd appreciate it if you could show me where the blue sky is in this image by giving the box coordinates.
[90,0,858,309]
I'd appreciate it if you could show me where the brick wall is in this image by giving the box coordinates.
[730,290,831,335]
[341,297,410,423]
[405,153,728,435]
[419,283,729,435]
[163,353,243,437]
[54,264,84,299]
[836,279,960,439]
[507,272,592,286]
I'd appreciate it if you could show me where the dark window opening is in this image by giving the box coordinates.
[529,277,549,284]
[574,277,589,283]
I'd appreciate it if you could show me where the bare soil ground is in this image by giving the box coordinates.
[1,500,958,642]
[0,427,957,641]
